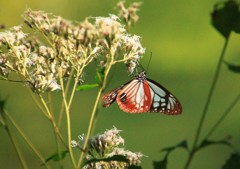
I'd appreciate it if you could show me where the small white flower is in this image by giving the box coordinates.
[71,140,79,147]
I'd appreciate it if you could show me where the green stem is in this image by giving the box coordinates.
[184,36,230,169]
[38,94,67,145]
[2,112,29,169]
[38,94,66,169]
[77,57,114,168]
[58,68,74,128]
[68,66,85,109]
[205,92,240,139]
[4,111,51,169]
[47,92,54,118]
[28,89,48,118]
[77,87,104,168]
[59,76,77,168]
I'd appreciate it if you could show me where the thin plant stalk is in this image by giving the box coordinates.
[77,55,114,168]
[27,89,48,118]
[59,74,77,168]
[184,35,230,169]
[38,94,66,169]
[4,111,51,169]
[205,92,240,139]
[57,68,74,127]
[47,92,54,118]
[67,65,86,109]
[77,87,104,168]
[2,111,29,169]
[30,92,67,148]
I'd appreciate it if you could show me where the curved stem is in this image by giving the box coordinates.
[184,36,230,169]
[205,92,240,139]
[5,111,51,169]
[2,111,29,169]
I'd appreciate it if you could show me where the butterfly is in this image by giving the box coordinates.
[102,71,182,115]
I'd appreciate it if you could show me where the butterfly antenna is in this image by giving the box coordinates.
[146,52,153,73]
[137,61,145,73]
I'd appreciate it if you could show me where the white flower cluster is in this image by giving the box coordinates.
[0,8,145,93]
[117,1,142,27]
[72,127,143,169]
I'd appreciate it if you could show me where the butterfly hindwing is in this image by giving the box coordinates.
[146,78,182,115]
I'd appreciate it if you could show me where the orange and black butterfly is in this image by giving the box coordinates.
[102,71,182,115]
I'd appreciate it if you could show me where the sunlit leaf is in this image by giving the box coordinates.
[224,61,240,73]
[153,156,168,169]
[44,150,68,163]
[76,84,99,91]
[198,138,232,150]
[222,153,240,169]
[211,0,240,38]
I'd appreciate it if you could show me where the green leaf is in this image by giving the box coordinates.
[161,140,188,152]
[95,68,105,85]
[44,150,68,163]
[153,156,168,169]
[76,84,99,91]
[224,61,240,73]
[198,138,232,150]
[222,153,240,169]
[211,0,240,38]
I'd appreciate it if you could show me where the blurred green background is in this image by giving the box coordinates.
[1,0,240,169]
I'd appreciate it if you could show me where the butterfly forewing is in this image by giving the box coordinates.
[116,79,152,113]
[146,78,182,115]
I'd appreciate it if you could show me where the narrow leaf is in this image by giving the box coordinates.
[154,140,188,169]
[44,150,68,163]
[222,153,240,169]
[211,0,240,38]
[224,61,240,73]
[198,138,232,150]
[76,84,99,91]
[161,140,188,152]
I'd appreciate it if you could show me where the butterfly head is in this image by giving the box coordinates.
[135,71,146,82]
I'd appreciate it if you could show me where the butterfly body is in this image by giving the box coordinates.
[102,71,182,115]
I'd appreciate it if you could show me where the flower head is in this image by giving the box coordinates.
[72,127,143,168]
